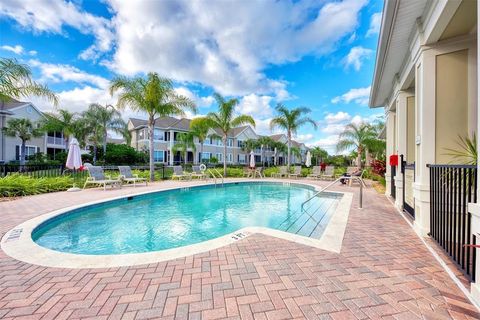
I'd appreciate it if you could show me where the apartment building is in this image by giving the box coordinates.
[0,99,67,163]
[127,117,308,166]
[369,0,480,302]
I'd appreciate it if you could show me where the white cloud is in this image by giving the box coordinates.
[294,133,314,143]
[236,94,274,119]
[1,44,24,54]
[331,86,371,105]
[308,135,340,154]
[107,0,368,96]
[0,0,114,60]
[325,111,351,123]
[366,12,382,37]
[28,50,37,56]
[29,59,110,88]
[173,87,214,108]
[344,46,373,71]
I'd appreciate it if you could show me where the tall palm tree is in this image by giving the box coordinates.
[2,118,42,165]
[110,73,196,181]
[82,105,104,165]
[0,58,58,162]
[270,104,317,169]
[206,93,255,175]
[87,103,126,157]
[172,132,196,166]
[257,136,275,166]
[41,109,77,150]
[310,146,328,165]
[272,141,287,166]
[117,123,132,146]
[190,117,216,164]
[336,122,377,168]
[241,139,259,166]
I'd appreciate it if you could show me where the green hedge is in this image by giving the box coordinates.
[0,174,75,197]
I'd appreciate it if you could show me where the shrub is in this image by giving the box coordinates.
[102,143,147,165]
[0,174,74,197]
[370,159,386,176]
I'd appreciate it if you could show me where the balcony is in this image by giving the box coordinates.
[47,136,66,147]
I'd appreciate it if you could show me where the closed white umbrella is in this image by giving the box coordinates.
[66,138,82,169]
[305,150,312,167]
[66,137,82,192]
[250,150,255,168]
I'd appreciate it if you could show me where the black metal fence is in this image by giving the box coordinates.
[428,164,477,281]
[390,165,396,199]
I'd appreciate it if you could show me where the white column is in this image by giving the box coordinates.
[469,3,480,302]
[169,130,174,165]
[395,92,408,210]
[385,109,395,196]
[413,50,436,237]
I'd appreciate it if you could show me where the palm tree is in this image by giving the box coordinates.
[2,118,42,165]
[336,122,377,168]
[110,73,196,181]
[310,146,328,165]
[41,109,77,150]
[257,136,275,166]
[87,103,126,157]
[172,132,196,166]
[271,141,287,166]
[82,105,104,165]
[118,123,132,146]
[270,104,317,169]
[206,93,255,175]
[241,139,259,166]
[190,117,216,164]
[1,58,58,162]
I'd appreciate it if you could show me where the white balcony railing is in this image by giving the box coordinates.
[47,136,66,146]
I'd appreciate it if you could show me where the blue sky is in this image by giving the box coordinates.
[0,0,384,153]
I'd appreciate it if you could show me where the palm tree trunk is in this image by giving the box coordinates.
[223,135,227,176]
[357,146,363,168]
[148,115,155,182]
[93,145,97,165]
[287,132,291,170]
[200,142,204,164]
[20,140,26,166]
[103,131,107,158]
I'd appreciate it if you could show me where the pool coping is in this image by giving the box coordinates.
[1,179,353,269]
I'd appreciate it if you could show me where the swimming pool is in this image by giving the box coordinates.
[32,182,342,255]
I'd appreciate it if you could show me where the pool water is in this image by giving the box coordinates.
[33,182,341,255]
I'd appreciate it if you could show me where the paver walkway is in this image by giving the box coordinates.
[1,179,479,319]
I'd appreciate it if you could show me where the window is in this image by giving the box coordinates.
[237,140,244,148]
[227,138,233,147]
[16,145,38,160]
[153,150,164,162]
[238,154,246,164]
[227,153,233,163]
[154,129,164,140]
[201,152,211,161]
[217,153,223,162]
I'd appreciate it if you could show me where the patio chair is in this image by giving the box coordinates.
[346,166,358,175]
[83,166,122,190]
[118,166,148,187]
[191,165,207,180]
[289,166,302,179]
[347,169,367,187]
[321,166,335,180]
[307,166,322,179]
[171,166,191,180]
[253,167,265,178]
[271,166,287,178]
[243,167,253,178]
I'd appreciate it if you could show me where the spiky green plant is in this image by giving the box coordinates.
[444,133,477,165]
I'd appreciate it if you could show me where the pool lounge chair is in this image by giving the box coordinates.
[172,166,191,180]
[346,169,367,187]
[289,166,302,179]
[191,165,207,180]
[271,166,287,178]
[84,166,122,190]
[307,166,322,179]
[321,166,335,180]
[118,166,148,187]
[243,167,253,178]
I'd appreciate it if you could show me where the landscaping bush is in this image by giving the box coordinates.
[101,143,147,165]
[0,174,74,197]
[370,159,386,176]
[225,167,243,177]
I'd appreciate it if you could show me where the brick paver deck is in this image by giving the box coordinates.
[1,179,479,319]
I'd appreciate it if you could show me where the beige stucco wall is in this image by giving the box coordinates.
[435,49,469,163]
[406,96,416,163]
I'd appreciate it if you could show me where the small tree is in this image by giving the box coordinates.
[173,132,196,166]
[3,118,42,165]
[190,117,217,164]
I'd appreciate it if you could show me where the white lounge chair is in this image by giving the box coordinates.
[271,166,288,178]
[83,166,121,190]
[289,166,302,179]
[321,166,335,180]
[171,166,190,180]
[118,166,148,187]
[191,165,207,180]
[307,166,322,179]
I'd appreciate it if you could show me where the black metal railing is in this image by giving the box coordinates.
[0,164,66,178]
[428,164,477,281]
[390,165,396,199]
